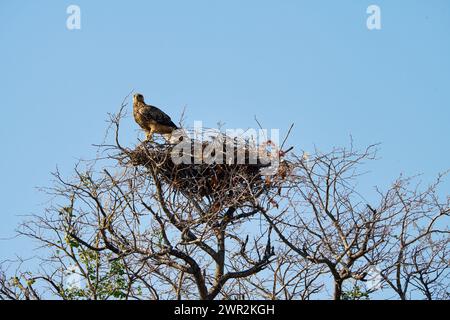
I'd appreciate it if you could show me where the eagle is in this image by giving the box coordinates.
[133,93,178,141]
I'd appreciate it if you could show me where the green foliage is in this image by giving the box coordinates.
[62,249,128,300]
[342,285,370,300]
[59,206,74,217]
[26,279,35,286]
[11,276,20,286]
[64,286,87,300]
[64,234,79,248]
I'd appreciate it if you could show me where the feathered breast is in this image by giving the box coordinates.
[133,102,177,130]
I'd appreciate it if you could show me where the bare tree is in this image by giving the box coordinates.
[242,248,325,300]
[0,100,448,300]
[261,145,449,300]
[0,102,286,300]
[372,174,450,300]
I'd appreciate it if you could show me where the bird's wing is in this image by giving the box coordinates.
[144,104,178,128]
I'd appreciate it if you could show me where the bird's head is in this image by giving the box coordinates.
[133,93,145,103]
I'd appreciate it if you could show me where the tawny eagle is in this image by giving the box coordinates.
[133,93,178,141]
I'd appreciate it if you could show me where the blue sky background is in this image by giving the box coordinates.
[0,0,449,296]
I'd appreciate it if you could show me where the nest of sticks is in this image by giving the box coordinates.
[120,133,290,209]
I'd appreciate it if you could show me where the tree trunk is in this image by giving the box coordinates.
[334,279,343,300]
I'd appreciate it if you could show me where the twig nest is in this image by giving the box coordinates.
[122,136,289,207]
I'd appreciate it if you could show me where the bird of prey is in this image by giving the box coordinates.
[133,93,178,141]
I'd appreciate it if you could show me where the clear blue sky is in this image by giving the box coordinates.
[0,0,449,281]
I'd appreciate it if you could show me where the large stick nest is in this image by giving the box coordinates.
[120,135,289,208]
